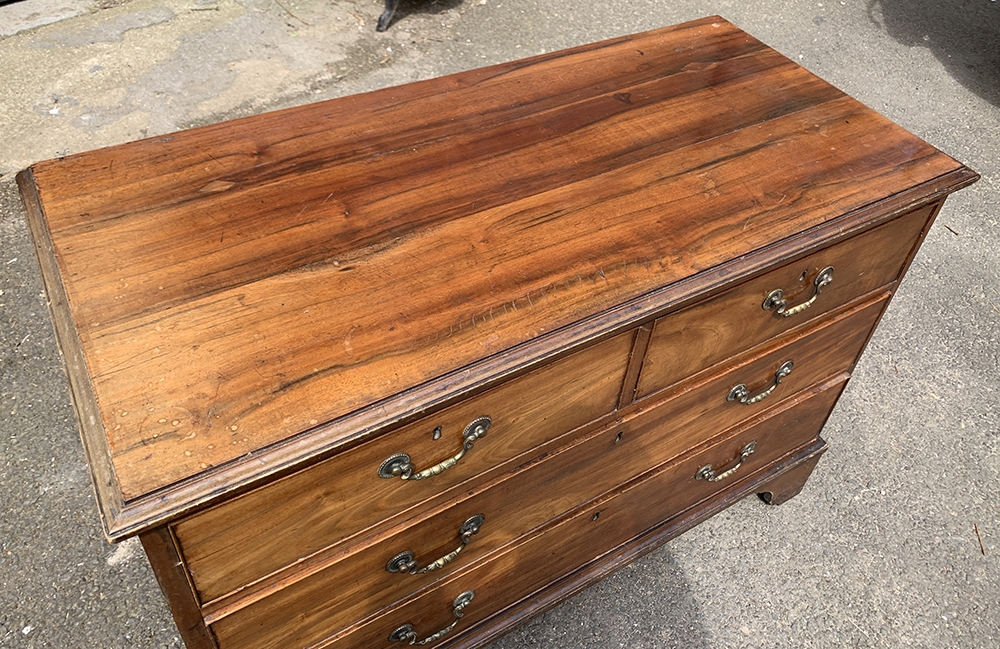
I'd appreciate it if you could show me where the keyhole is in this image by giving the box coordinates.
[614,431,624,444]
[592,511,601,521]
[799,268,809,282]
[432,426,442,440]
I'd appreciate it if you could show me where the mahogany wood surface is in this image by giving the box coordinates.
[182,287,878,610]
[203,356,848,635]
[635,202,935,398]
[174,331,631,603]
[631,294,886,421]
[16,17,975,538]
[211,379,843,649]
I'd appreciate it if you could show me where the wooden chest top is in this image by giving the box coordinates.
[17,16,975,539]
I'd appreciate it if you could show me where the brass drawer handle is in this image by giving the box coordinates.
[378,416,492,480]
[695,441,757,482]
[763,266,835,317]
[386,514,486,575]
[727,360,794,405]
[389,590,475,645]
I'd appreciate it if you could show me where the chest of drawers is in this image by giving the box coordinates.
[17,16,977,649]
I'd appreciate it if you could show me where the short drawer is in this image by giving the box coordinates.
[209,377,842,649]
[172,331,634,604]
[626,294,886,464]
[635,202,935,399]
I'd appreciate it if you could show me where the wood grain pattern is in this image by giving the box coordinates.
[635,201,936,399]
[17,17,981,649]
[20,17,975,537]
[174,332,631,603]
[183,287,876,609]
[46,47,832,332]
[15,170,125,532]
[32,18,762,231]
[70,95,957,502]
[213,380,841,649]
[18,17,975,538]
[205,375,847,649]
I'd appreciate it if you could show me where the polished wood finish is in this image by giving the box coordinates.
[268,390,840,649]
[17,17,975,538]
[174,332,632,604]
[210,376,846,649]
[18,16,977,649]
[635,202,936,398]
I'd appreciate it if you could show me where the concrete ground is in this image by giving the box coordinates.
[1,0,997,647]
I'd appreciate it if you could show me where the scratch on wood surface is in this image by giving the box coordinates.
[343,325,358,355]
[741,181,762,230]
[200,180,236,194]
[94,348,163,378]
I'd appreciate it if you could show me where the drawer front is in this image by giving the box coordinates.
[209,378,842,649]
[204,294,880,648]
[173,331,633,603]
[204,295,882,643]
[627,294,886,464]
[635,202,935,399]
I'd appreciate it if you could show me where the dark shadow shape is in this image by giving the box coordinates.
[485,548,712,649]
[870,0,1000,107]
[376,0,465,32]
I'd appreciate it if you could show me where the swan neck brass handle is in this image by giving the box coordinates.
[389,590,475,645]
[696,441,757,482]
[727,361,794,405]
[378,417,491,480]
[763,266,834,317]
[386,515,486,575]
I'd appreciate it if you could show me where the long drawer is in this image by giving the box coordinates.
[203,296,883,649]
[209,375,844,649]
[173,331,634,604]
[634,202,935,399]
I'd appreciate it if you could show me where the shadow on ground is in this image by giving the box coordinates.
[486,547,711,649]
[871,0,1000,107]
[377,0,464,31]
